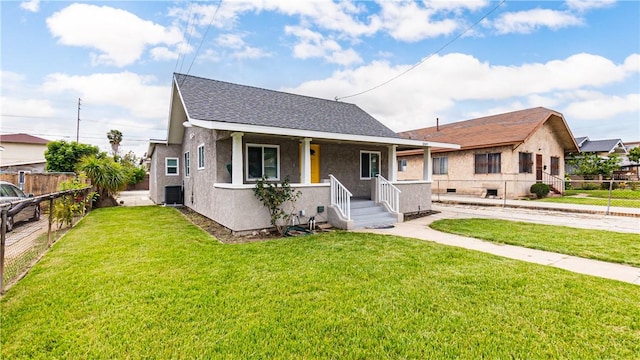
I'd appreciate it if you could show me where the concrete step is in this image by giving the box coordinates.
[350,200,398,229]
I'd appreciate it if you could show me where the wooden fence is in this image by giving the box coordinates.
[0,173,85,195]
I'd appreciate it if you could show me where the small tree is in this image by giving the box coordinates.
[253,176,301,235]
[107,129,123,158]
[567,152,621,179]
[77,155,126,208]
[628,147,640,163]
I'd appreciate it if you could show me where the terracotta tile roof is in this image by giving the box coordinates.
[398,107,578,153]
[0,133,50,145]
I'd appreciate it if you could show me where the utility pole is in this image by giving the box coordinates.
[76,98,81,143]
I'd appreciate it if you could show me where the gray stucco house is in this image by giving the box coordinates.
[148,73,458,233]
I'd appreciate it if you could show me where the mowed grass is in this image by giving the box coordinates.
[2,207,639,359]
[430,218,640,266]
[537,189,640,208]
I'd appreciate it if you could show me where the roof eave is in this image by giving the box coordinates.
[186,118,459,149]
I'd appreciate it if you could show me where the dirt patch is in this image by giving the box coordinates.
[404,210,440,222]
[177,207,281,244]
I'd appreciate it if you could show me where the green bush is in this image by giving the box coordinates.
[530,183,550,199]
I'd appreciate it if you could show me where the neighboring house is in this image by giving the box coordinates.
[567,136,630,179]
[573,136,627,157]
[0,133,49,173]
[148,73,458,233]
[397,107,579,198]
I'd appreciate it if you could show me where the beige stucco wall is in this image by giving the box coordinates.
[0,143,47,167]
[398,121,568,198]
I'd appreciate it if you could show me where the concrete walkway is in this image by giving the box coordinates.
[359,207,640,285]
[115,190,155,206]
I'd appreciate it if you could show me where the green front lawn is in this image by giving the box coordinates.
[2,207,639,358]
[430,218,640,266]
[564,189,640,199]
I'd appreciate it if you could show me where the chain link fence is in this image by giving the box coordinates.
[1,187,92,294]
[431,178,640,209]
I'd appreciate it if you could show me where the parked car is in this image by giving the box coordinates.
[0,181,40,232]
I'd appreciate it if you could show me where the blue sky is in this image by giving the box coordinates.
[1,0,639,157]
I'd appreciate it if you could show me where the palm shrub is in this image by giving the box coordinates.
[77,155,126,207]
[530,183,550,199]
[253,176,301,235]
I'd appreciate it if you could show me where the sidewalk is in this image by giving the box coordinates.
[432,194,640,217]
[359,210,640,285]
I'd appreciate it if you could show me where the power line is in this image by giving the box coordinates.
[174,1,196,74]
[335,0,506,101]
[181,0,223,82]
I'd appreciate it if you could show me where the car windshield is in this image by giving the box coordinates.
[0,184,24,198]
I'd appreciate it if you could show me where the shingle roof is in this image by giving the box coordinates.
[174,73,398,138]
[0,133,49,145]
[578,138,625,153]
[398,107,578,152]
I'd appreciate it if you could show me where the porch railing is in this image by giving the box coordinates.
[541,171,564,194]
[376,174,401,213]
[329,175,352,220]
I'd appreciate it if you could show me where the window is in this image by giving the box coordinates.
[474,153,501,174]
[360,151,380,179]
[184,152,190,177]
[433,156,448,175]
[197,144,205,169]
[519,152,533,173]
[550,156,560,176]
[246,144,279,180]
[165,157,179,176]
[398,159,407,171]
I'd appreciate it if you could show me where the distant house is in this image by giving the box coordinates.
[0,133,49,173]
[148,73,458,233]
[569,137,636,180]
[397,107,579,199]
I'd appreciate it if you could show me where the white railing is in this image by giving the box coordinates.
[376,174,401,213]
[329,175,352,220]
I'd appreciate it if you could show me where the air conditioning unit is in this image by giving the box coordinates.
[164,186,183,205]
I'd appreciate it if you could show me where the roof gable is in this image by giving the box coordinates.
[0,133,49,145]
[174,73,398,139]
[399,107,578,152]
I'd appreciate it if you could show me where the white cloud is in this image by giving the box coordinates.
[286,26,362,66]
[492,8,583,34]
[41,72,169,119]
[217,34,246,49]
[285,52,638,132]
[566,0,616,12]
[232,47,272,60]
[564,93,640,120]
[20,0,39,12]
[46,4,185,67]
[377,1,460,41]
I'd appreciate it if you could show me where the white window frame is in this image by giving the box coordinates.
[197,144,205,170]
[184,151,190,177]
[246,143,280,181]
[165,157,179,176]
[360,151,381,180]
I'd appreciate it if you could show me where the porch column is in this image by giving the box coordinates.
[388,145,397,181]
[423,146,432,181]
[300,138,312,184]
[231,132,244,186]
